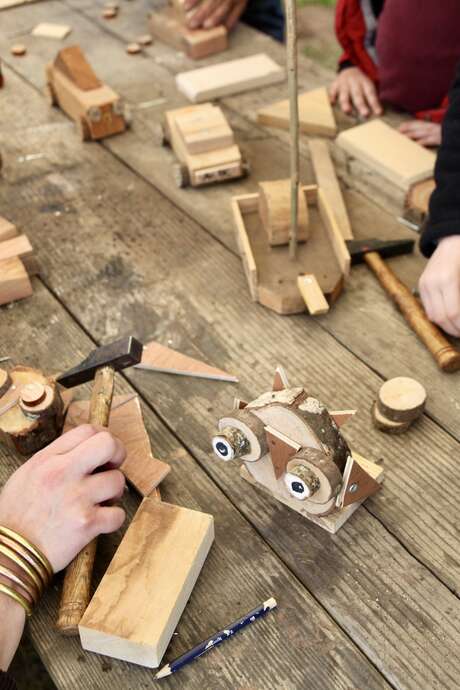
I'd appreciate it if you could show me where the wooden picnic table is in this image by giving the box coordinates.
[1,2,460,689]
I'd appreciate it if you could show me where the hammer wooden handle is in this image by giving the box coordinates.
[56,365,115,636]
[364,252,460,372]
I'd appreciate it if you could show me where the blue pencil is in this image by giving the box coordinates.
[154,597,277,680]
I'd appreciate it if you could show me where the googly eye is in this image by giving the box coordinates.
[212,436,234,461]
[284,472,309,500]
[87,106,102,122]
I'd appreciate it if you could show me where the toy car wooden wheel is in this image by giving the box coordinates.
[77,117,91,142]
[45,83,58,107]
[173,163,190,188]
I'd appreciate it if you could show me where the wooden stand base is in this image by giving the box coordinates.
[241,451,383,534]
[149,9,227,60]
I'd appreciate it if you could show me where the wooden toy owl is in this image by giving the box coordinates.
[211,366,383,533]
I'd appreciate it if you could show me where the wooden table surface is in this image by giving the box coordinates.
[1,2,460,689]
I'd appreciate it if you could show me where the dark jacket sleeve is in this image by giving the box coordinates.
[420,63,460,256]
[0,671,17,690]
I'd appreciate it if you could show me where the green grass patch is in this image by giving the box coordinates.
[298,0,335,6]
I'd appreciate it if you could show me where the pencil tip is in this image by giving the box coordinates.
[154,665,172,680]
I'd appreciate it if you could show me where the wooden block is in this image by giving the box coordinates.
[54,45,101,91]
[149,8,227,60]
[336,120,435,191]
[309,139,353,241]
[175,106,233,154]
[407,178,435,215]
[265,425,300,480]
[0,217,18,242]
[257,87,337,137]
[79,499,214,667]
[371,401,412,435]
[377,376,426,423]
[0,258,33,306]
[136,341,238,382]
[272,365,289,392]
[0,235,36,275]
[258,179,310,246]
[176,53,284,103]
[338,454,381,509]
[297,275,329,315]
[64,395,170,497]
[329,410,356,428]
[32,23,72,39]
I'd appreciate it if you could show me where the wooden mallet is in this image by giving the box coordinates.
[55,336,143,636]
[347,238,460,372]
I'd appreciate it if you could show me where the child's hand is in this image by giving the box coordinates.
[185,0,248,30]
[0,425,126,573]
[329,66,383,119]
[419,235,460,336]
[398,120,441,147]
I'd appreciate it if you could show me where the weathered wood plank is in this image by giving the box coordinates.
[1,90,460,688]
[0,284,387,690]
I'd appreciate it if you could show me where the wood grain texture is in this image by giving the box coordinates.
[297,274,329,315]
[257,87,337,137]
[258,179,309,246]
[149,8,227,60]
[54,45,101,90]
[64,395,171,496]
[136,341,238,382]
[0,257,32,306]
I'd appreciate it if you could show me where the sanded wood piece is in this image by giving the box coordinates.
[272,365,289,392]
[0,258,32,306]
[175,105,233,154]
[136,341,238,382]
[309,138,353,241]
[377,376,426,423]
[371,402,412,435]
[265,425,300,479]
[64,395,170,496]
[329,410,356,428]
[336,120,435,191]
[176,53,284,103]
[257,87,336,137]
[297,274,329,315]
[258,179,309,246]
[54,45,101,91]
[0,217,18,242]
[32,23,72,40]
[338,454,381,509]
[79,499,214,667]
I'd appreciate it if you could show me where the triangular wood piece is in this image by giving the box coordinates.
[329,410,356,428]
[265,425,300,479]
[136,341,238,383]
[54,45,101,91]
[233,398,248,410]
[257,87,337,137]
[0,217,17,242]
[64,395,170,497]
[272,365,290,392]
[339,455,381,508]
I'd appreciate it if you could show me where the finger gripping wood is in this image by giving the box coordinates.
[364,252,460,372]
[56,365,115,635]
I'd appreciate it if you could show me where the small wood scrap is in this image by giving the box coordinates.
[329,410,356,428]
[126,42,142,55]
[32,23,72,40]
[0,223,38,307]
[137,34,152,46]
[297,275,329,315]
[336,119,435,191]
[10,44,26,56]
[64,394,170,496]
[372,376,426,434]
[102,7,118,19]
[79,499,214,667]
[135,341,238,383]
[176,53,285,103]
[259,179,309,246]
[0,366,65,455]
[272,365,289,392]
[150,6,227,60]
[257,87,336,137]
[162,103,248,188]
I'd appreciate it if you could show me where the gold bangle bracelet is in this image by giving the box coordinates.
[0,564,38,606]
[0,543,42,597]
[0,526,53,580]
[0,534,49,587]
[0,582,33,617]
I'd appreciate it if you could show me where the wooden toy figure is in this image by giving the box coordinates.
[211,367,383,533]
[46,45,128,141]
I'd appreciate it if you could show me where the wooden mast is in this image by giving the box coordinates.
[285,0,299,259]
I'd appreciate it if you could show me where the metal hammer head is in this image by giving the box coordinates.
[56,336,143,388]
[346,238,415,266]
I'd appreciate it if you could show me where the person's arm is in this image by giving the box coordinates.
[419,63,460,336]
[0,425,126,671]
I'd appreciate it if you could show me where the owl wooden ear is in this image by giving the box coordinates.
[272,365,290,392]
[329,410,356,428]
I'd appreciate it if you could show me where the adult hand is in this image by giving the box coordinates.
[184,0,248,31]
[0,425,126,573]
[398,120,441,147]
[419,235,460,337]
[329,66,383,119]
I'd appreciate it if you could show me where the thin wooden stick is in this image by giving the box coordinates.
[285,0,299,260]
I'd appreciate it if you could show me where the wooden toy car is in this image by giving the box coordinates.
[211,366,383,533]
[46,45,128,141]
[156,103,250,188]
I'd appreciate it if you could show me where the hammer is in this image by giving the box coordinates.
[55,336,143,636]
[347,238,460,372]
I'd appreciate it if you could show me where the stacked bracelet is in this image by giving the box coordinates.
[0,525,53,617]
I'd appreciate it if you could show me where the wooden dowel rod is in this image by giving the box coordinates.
[285,0,299,260]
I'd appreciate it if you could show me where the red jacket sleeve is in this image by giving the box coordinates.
[416,96,449,124]
[335,0,379,82]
